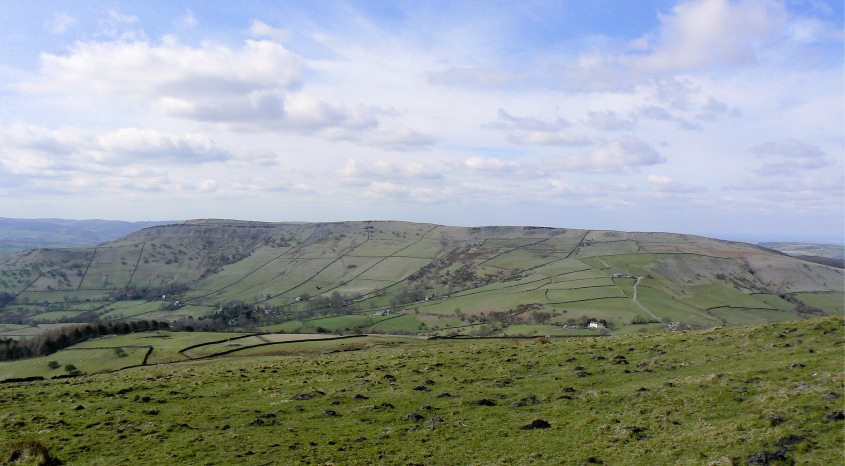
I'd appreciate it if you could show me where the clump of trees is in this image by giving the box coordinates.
[0,292,15,307]
[0,320,168,361]
[109,284,189,301]
[564,315,613,329]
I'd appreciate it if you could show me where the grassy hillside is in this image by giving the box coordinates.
[0,317,842,464]
[0,220,841,337]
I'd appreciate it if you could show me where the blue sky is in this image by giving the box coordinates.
[0,0,842,242]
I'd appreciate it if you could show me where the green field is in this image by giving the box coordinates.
[0,317,841,464]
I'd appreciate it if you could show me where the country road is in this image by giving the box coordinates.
[632,276,672,331]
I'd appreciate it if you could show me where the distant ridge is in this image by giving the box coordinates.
[0,218,179,256]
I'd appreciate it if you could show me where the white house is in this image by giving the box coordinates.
[588,321,605,329]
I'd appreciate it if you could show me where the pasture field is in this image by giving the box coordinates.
[0,346,149,379]
[0,317,841,464]
[793,292,845,315]
[70,331,250,365]
[100,301,164,320]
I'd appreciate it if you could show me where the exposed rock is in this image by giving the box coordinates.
[768,415,785,427]
[746,449,788,465]
[776,435,804,448]
[520,419,551,430]
[405,413,425,421]
[822,410,844,421]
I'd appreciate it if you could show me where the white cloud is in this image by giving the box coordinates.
[749,139,829,174]
[636,0,788,72]
[45,12,77,35]
[338,158,442,185]
[647,175,706,193]
[726,175,843,194]
[585,110,637,131]
[0,124,231,176]
[100,10,140,39]
[492,109,591,147]
[22,36,432,150]
[197,179,218,192]
[94,128,230,164]
[28,38,301,97]
[179,9,198,29]
[249,20,291,42]
[568,136,666,173]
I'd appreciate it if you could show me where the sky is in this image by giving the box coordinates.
[0,0,842,243]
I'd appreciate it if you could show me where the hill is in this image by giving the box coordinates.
[0,317,842,464]
[760,242,845,260]
[0,220,842,337]
[0,218,177,256]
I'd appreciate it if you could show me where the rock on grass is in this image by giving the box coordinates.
[746,449,788,465]
[520,419,551,430]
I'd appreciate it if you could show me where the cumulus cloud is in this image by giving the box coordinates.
[491,109,591,146]
[0,124,231,176]
[45,12,77,35]
[585,110,637,131]
[249,20,291,42]
[338,158,442,186]
[647,175,706,193]
[749,139,829,174]
[726,175,843,198]
[22,35,432,150]
[565,136,666,173]
[428,67,524,88]
[27,38,301,97]
[635,0,787,72]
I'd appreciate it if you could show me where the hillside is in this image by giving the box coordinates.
[0,218,177,256]
[1,317,842,464]
[0,220,842,337]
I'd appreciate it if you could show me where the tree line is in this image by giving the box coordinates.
[0,320,169,361]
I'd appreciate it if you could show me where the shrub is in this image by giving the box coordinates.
[47,360,60,370]
[6,438,60,465]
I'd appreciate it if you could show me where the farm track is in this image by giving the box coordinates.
[632,276,670,330]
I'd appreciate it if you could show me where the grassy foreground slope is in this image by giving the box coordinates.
[0,220,842,336]
[1,317,842,464]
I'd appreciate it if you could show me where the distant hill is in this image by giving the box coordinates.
[0,218,178,255]
[0,220,841,336]
[759,242,845,260]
